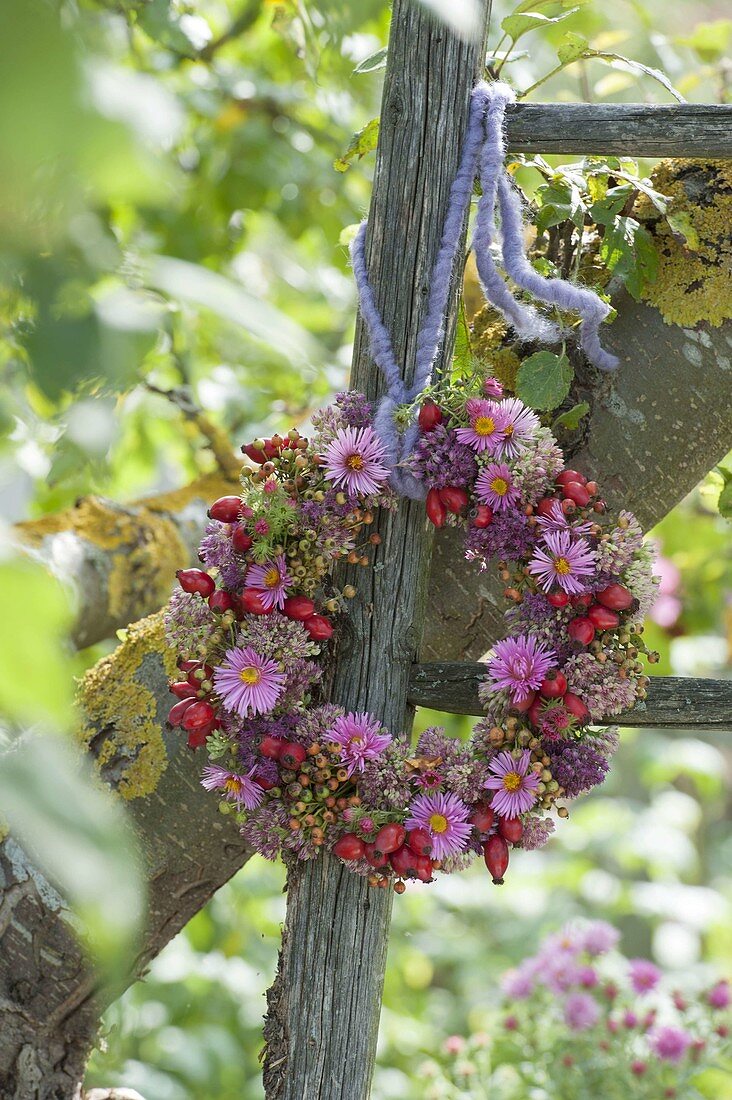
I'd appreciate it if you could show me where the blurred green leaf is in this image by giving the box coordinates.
[0,734,144,981]
[557,31,590,64]
[676,20,732,63]
[716,467,732,520]
[516,350,573,411]
[0,557,74,727]
[353,47,388,73]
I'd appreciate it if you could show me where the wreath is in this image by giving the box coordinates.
[164,82,658,891]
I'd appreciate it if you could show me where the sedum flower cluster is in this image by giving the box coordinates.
[163,379,657,892]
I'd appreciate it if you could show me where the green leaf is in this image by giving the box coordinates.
[624,225,659,300]
[556,31,589,63]
[593,52,684,102]
[717,466,732,520]
[676,20,732,63]
[452,299,472,376]
[137,0,202,56]
[502,8,579,41]
[353,48,388,74]
[0,558,74,727]
[666,211,701,251]
[333,117,379,173]
[0,735,144,982]
[516,351,573,411]
[552,401,589,432]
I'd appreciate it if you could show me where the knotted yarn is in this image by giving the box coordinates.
[350,80,619,498]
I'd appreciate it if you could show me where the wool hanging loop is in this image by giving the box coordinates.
[350,79,619,498]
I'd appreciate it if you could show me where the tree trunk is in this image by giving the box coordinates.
[261,4,493,1098]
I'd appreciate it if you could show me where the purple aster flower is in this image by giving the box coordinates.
[501,963,536,1000]
[246,554,292,611]
[581,921,620,957]
[406,791,472,860]
[455,398,507,453]
[485,635,556,705]
[323,425,390,497]
[200,764,264,810]
[475,462,521,512]
[529,529,597,595]
[325,711,392,777]
[485,750,540,816]
[708,980,731,1009]
[563,992,600,1032]
[483,376,504,397]
[535,500,593,537]
[629,958,662,995]
[495,397,540,458]
[649,1025,693,1063]
[214,645,285,717]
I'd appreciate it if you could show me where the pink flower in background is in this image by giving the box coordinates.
[581,921,620,957]
[564,992,600,1032]
[529,530,597,595]
[201,764,264,810]
[649,1025,693,1063]
[486,635,556,704]
[485,750,540,817]
[628,958,662,995]
[406,791,472,860]
[495,397,540,458]
[707,980,731,1009]
[214,646,285,717]
[325,712,391,776]
[247,554,292,610]
[475,462,521,512]
[323,425,390,496]
[501,963,536,1000]
[649,553,682,628]
[455,398,507,453]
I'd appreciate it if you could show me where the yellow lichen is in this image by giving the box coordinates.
[106,513,186,620]
[636,159,732,328]
[76,612,178,800]
[141,473,239,516]
[470,306,521,392]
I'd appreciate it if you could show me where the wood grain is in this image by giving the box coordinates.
[261,4,493,1098]
[505,102,732,157]
[409,663,732,729]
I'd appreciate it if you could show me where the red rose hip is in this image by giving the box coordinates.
[333,834,366,861]
[208,496,242,523]
[176,568,215,598]
[374,823,406,855]
[484,835,510,884]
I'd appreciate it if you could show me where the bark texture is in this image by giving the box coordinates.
[409,664,732,729]
[0,615,250,1099]
[262,4,493,1097]
[422,296,732,661]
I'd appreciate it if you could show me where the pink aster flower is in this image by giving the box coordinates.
[483,377,504,397]
[486,635,556,704]
[323,425,390,497]
[406,791,472,860]
[708,980,731,1009]
[649,1025,693,1063]
[501,963,536,1000]
[581,920,620,957]
[535,499,593,537]
[495,397,540,458]
[213,646,285,717]
[628,958,662,995]
[455,398,507,453]
[475,462,521,512]
[247,554,292,610]
[201,764,264,810]
[325,711,392,776]
[564,992,600,1032]
[484,750,540,817]
[528,529,597,595]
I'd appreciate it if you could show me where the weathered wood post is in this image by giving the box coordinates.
[262,2,493,1097]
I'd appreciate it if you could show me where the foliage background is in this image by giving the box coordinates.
[1,0,730,1096]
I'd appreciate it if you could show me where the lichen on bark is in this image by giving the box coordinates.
[76,612,178,799]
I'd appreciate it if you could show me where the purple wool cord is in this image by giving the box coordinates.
[350,80,619,498]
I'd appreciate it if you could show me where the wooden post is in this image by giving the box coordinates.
[262,3,493,1097]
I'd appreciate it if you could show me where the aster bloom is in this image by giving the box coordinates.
[475,462,521,512]
[501,963,536,1000]
[200,764,264,810]
[214,646,285,718]
[629,958,662,995]
[485,750,540,817]
[495,397,540,458]
[323,425,390,497]
[649,1025,693,1063]
[529,529,597,595]
[246,554,292,611]
[563,992,600,1032]
[535,499,593,537]
[708,980,731,1009]
[455,398,506,453]
[325,711,392,777]
[486,635,556,704]
[406,791,472,860]
[581,920,620,957]
[483,376,504,397]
